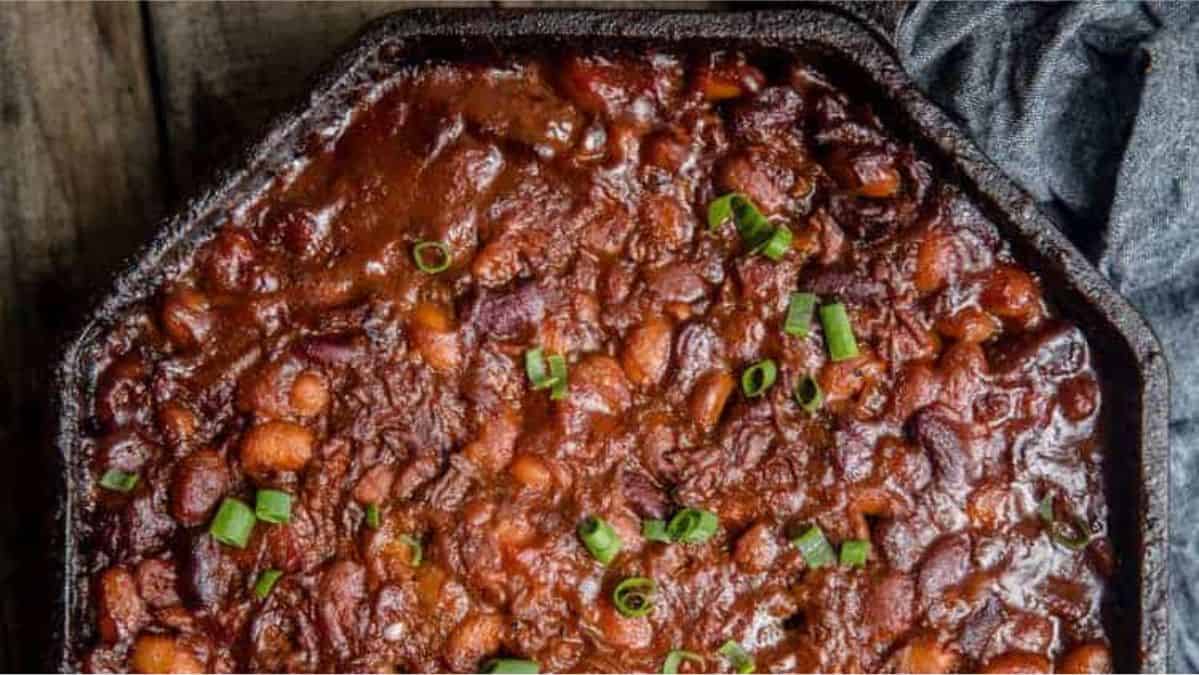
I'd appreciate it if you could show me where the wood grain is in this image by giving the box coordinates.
[0,2,163,669]
[145,2,413,197]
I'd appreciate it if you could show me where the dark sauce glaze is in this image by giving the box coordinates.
[78,48,1113,673]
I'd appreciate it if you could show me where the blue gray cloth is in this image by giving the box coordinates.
[894,2,1198,669]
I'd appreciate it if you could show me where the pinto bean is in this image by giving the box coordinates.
[353,464,395,505]
[1058,643,1112,674]
[444,613,505,673]
[410,302,462,373]
[97,567,148,643]
[890,633,959,673]
[170,450,230,526]
[733,520,780,573]
[818,352,885,404]
[158,403,198,446]
[689,370,735,432]
[461,405,521,474]
[290,371,330,417]
[596,603,652,650]
[240,421,315,476]
[981,652,1051,674]
[915,232,957,294]
[161,288,213,351]
[509,454,553,491]
[981,265,1042,321]
[936,307,999,343]
[130,634,204,674]
[692,56,765,101]
[621,316,673,388]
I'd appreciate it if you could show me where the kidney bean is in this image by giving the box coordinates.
[169,449,229,526]
[688,369,735,432]
[621,316,673,389]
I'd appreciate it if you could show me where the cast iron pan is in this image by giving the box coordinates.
[49,8,1170,672]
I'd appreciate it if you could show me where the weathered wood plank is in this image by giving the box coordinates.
[0,2,163,669]
[146,2,413,197]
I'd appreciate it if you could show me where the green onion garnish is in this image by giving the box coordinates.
[707,193,740,231]
[740,359,777,398]
[662,650,705,674]
[642,519,672,543]
[254,569,282,599]
[210,497,255,549]
[784,292,817,337]
[667,508,719,544]
[759,224,792,260]
[794,374,824,414]
[719,640,755,674]
[1038,493,1092,551]
[412,240,452,274]
[791,525,835,568]
[578,516,622,565]
[547,354,568,401]
[613,576,656,618]
[255,489,292,524]
[482,658,540,674]
[365,503,381,530]
[398,534,423,567]
[99,469,138,493]
[840,539,870,568]
[819,303,859,361]
[525,348,568,399]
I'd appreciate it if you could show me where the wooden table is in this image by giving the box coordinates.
[0,3,901,668]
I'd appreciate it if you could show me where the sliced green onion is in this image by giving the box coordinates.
[210,497,255,549]
[99,469,138,493]
[613,576,656,618]
[578,516,622,565]
[819,303,859,362]
[412,240,452,274]
[1038,493,1092,551]
[707,193,775,250]
[759,224,793,260]
[740,359,777,398]
[547,354,568,401]
[482,658,540,674]
[365,503,381,530]
[794,374,824,414]
[707,193,740,231]
[791,525,835,568]
[840,539,870,568]
[525,348,553,390]
[784,292,817,337]
[662,650,705,674]
[667,508,719,544]
[642,519,672,543]
[255,489,292,524]
[719,640,755,674]
[254,569,282,599]
[398,534,423,567]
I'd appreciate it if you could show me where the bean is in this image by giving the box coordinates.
[688,370,735,432]
[981,652,1052,674]
[130,634,204,674]
[157,403,198,446]
[693,57,765,101]
[240,421,315,476]
[915,232,957,294]
[410,302,462,373]
[290,370,330,417]
[170,450,230,526]
[890,634,959,673]
[596,603,652,650]
[461,406,521,474]
[161,288,213,351]
[864,572,914,643]
[733,520,780,573]
[1058,643,1112,674]
[981,265,1042,321]
[444,613,505,673]
[96,567,147,643]
[135,559,180,609]
[621,316,673,388]
[509,454,553,491]
[936,307,999,343]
